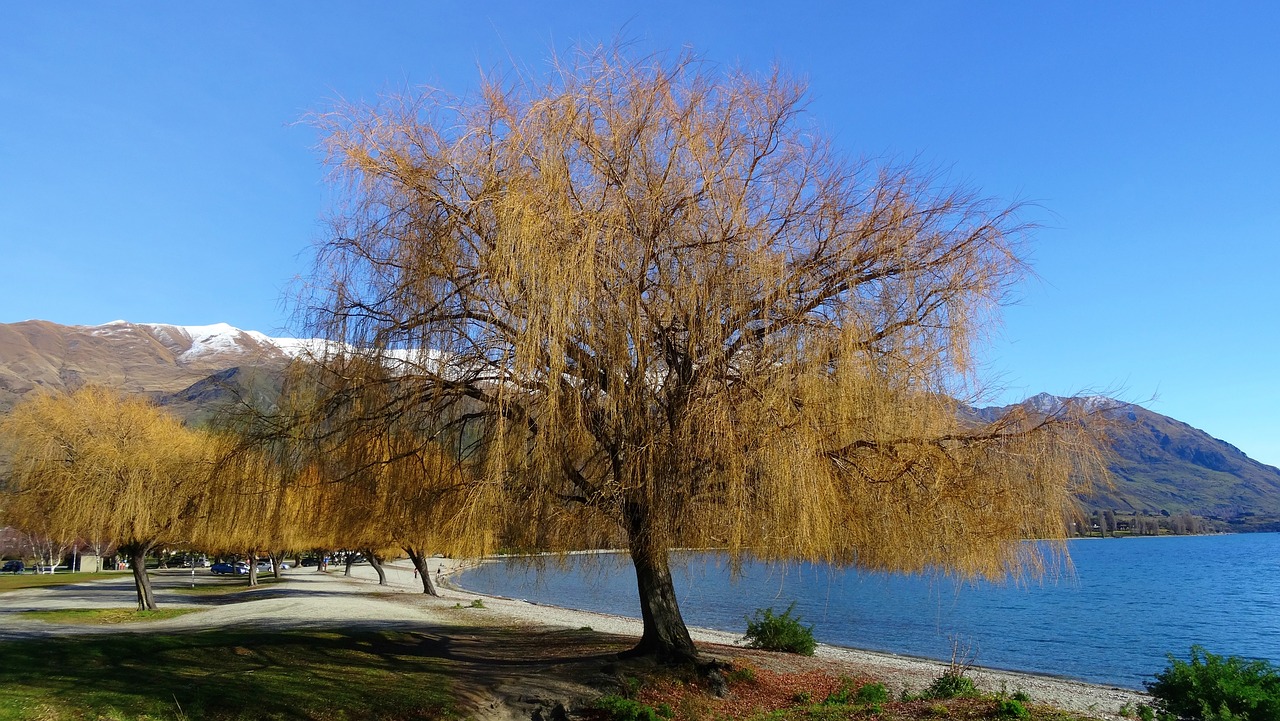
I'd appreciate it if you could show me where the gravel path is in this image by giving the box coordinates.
[0,560,1150,719]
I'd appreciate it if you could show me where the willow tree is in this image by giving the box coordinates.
[304,46,1106,663]
[0,387,216,609]
[273,357,495,595]
[198,444,297,587]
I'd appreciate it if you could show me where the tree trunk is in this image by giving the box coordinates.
[365,549,387,586]
[270,551,285,580]
[344,553,355,577]
[622,504,698,663]
[404,546,440,596]
[127,543,157,611]
[247,549,259,587]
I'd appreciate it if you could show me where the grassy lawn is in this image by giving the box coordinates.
[0,629,458,721]
[19,608,201,625]
[0,571,127,593]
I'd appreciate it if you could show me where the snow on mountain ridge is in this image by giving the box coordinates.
[1022,392,1123,415]
[86,321,324,362]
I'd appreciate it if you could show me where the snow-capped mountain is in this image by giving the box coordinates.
[100,320,322,364]
[0,319,316,410]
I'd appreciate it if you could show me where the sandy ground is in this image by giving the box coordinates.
[0,559,1149,719]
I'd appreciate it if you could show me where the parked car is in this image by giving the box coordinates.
[1,560,24,574]
[210,563,249,575]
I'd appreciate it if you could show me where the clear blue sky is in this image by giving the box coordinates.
[2,3,1277,465]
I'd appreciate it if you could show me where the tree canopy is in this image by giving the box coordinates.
[302,46,1107,662]
[0,386,217,609]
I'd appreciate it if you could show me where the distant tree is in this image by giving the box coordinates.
[249,360,493,596]
[0,387,215,609]
[300,45,1108,663]
[1103,509,1116,535]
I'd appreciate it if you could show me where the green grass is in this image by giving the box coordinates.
[0,571,127,593]
[19,608,201,625]
[0,629,458,720]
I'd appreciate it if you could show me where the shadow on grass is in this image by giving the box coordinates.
[0,624,634,720]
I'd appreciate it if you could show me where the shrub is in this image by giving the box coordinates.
[854,683,890,705]
[995,699,1030,720]
[823,677,856,705]
[924,672,979,700]
[742,602,816,656]
[592,695,674,721]
[1146,646,1280,721]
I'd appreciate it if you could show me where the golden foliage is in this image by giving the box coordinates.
[301,45,1108,585]
[0,386,215,549]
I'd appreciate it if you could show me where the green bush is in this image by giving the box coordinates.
[741,602,816,656]
[592,695,674,721]
[1146,646,1280,721]
[854,683,890,705]
[995,699,1030,720]
[822,679,888,707]
[924,672,979,700]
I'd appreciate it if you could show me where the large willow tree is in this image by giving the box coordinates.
[304,47,1106,663]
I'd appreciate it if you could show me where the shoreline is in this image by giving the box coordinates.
[433,556,1150,719]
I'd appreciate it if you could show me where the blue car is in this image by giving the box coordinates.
[210,562,248,575]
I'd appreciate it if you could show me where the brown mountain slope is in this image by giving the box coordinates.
[973,394,1280,530]
[0,320,291,412]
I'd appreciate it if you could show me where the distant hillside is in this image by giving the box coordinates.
[0,320,308,414]
[156,365,287,428]
[975,393,1280,531]
[3,320,1278,530]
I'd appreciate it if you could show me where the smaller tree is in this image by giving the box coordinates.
[0,387,216,609]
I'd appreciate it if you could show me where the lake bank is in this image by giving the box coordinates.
[436,557,1149,718]
[455,534,1280,690]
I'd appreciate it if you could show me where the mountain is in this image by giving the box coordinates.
[2,321,1278,529]
[974,393,1280,531]
[0,320,314,414]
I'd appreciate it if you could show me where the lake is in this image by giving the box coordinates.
[458,533,1280,689]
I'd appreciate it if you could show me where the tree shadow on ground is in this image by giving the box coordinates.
[0,623,638,720]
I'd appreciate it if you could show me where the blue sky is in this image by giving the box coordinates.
[1,3,1277,465]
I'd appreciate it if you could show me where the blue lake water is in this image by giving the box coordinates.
[459,533,1280,689]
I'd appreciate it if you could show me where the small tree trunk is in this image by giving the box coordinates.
[247,549,259,587]
[623,504,698,663]
[364,549,388,585]
[127,543,158,611]
[270,551,285,580]
[344,553,355,577]
[404,546,439,596]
